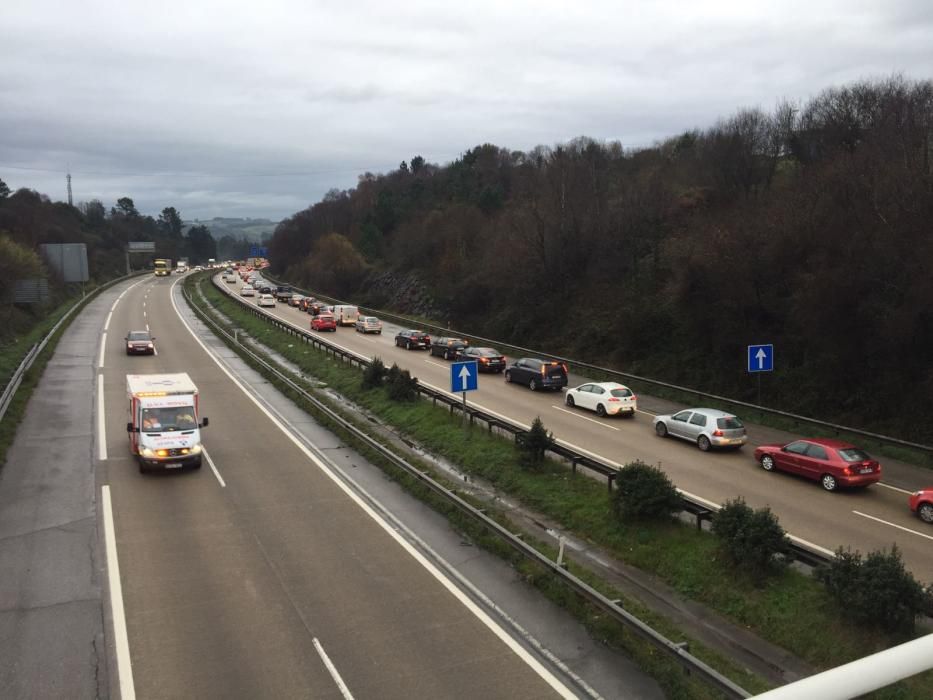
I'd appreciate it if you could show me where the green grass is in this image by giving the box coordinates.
[190,276,932,699]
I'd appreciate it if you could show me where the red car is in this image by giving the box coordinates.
[909,489,933,524]
[311,314,337,332]
[753,438,881,492]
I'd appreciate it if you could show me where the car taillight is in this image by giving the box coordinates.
[561,363,568,374]
[480,358,489,363]
[843,466,853,476]
[608,397,620,402]
[713,429,723,437]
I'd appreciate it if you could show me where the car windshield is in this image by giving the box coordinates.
[610,388,632,397]
[127,332,150,341]
[838,447,871,462]
[717,416,744,429]
[141,407,197,432]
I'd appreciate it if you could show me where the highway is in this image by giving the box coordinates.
[94,274,639,699]
[217,275,933,584]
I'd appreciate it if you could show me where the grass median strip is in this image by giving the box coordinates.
[189,275,932,699]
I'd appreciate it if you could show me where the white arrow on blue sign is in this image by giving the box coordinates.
[747,344,774,373]
[450,360,479,392]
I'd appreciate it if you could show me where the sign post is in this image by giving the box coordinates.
[450,361,479,435]
[747,344,774,405]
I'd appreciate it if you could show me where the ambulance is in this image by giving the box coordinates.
[126,373,209,472]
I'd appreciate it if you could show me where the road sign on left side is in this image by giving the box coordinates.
[451,361,479,393]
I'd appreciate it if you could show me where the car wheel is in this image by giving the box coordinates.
[919,503,933,524]
[406,340,412,350]
[697,435,711,452]
[505,371,512,383]
[529,378,538,391]
[821,474,838,492]
[565,394,575,407]
[655,422,668,438]
[761,455,775,471]
[596,404,606,417]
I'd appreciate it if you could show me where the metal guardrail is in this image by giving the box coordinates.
[190,279,752,699]
[0,272,142,422]
[212,277,836,573]
[262,274,933,455]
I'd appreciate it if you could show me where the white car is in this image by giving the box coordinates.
[239,286,256,297]
[355,316,383,334]
[257,293,276,307]
[564,382,637,417]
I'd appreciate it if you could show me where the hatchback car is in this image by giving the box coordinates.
[288,294,305,307]
[565,382,636,417]
[395,330,431,350]
[430,337,469,360]
[125,330,155,355]
[458,346,506,372]
[505,358,568,391]
[311,313,337,331]
[753,438,882,491]
[355,316,383,334]
[653,408,747,450]
[909,488,933,523]
[239,286,255,297]
[257,293,276,307]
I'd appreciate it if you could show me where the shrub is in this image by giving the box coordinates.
[611,461,682,521]
[386,363,418,401]
[817,544,930,635]
[712,498,790,581]
[361,357,387,390]
[519,417,554,467]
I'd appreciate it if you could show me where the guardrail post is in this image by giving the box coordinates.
[607,472,615,493]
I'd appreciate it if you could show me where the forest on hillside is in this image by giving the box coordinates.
[268,77,933,441]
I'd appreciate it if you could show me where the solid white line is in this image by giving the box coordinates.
[97,374,108,461]
[787,534,837,558]
[551,405,620,432]
[170,279,577,698]
[877,482,914,495]
[852,510,933,542]
[102,485,136,700]
[111,301,119,313]
[98,332,107,369]
[203,448,225,488]
[313,638,354,700]
[104,311,113,332]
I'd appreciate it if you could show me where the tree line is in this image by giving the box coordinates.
[268,76,933,442]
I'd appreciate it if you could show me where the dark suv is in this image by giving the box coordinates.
[504,357,568,391]
[430,337,469,360]
[395,330,431,350]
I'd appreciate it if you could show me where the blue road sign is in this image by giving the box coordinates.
[451,361,479,393]
[249,245,268,258]
[747,344,774,373]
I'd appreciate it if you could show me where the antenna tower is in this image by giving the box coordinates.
[66,170,73,206]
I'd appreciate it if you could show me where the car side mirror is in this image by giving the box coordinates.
[126,422,134,433]
[201,417,209,428]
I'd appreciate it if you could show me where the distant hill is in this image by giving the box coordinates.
[185,217,278,242]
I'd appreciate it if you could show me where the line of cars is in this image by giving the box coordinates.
[226,275,932,518]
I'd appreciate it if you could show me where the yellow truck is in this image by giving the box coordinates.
[154,259,171,276]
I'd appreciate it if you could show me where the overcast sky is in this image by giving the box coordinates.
[2,1,931,221]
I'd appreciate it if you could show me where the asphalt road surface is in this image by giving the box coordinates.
[218,276,933,584]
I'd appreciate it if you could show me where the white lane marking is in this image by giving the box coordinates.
[203,448,225,488]
[424,359,448,369]
[313,638,354,700]
[853,511,933,542]
[104,311,113,332]
[97,374,108,461]
[98,332,107,368]
[102,485,136,700]
[143,311,147,318]
[877,482,914,495]
[171,279,577,698]
[110,301,119,312]
[142,301,146,308]
[787,534,837,558]
[152,347,158,356]
[551,405,620,432]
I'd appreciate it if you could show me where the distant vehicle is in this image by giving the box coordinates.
[193,265,203,272]
[175,260,188,274]
[275,285,293,302]
[565,382,636,417]
[754,438,882,492]
[332,305,360,326]
[125,330,155,356]
[153,259,171,277]
[395,330,431,350]
[257,293,276,307]
[259,286,273,295]
[909,489,933,523]
[458,346,506,372]
[504,358,568,391]
[288,294,305,307]
[311,313,337,331]
[653,408,746,450]
[430,337,469,360]
[239,286,255,297]
[223,271,237,283]
[355,316,383,334]
[299,297,316,312]
[308,300,330,316]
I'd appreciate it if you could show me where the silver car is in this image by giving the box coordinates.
[653,408,747,451]
[355,316,383,334]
